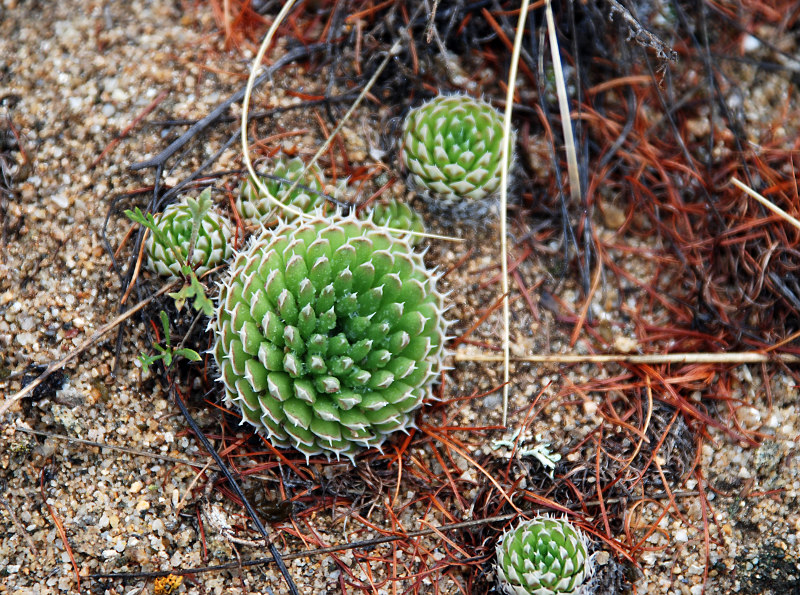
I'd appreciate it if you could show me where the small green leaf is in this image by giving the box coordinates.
[159,311,171,346]
[186,188,213,264]
[137,353,160,374]
[137,310,202,374]
[175,348,201,362]
[168,267,213,316]
[124,207,170,246]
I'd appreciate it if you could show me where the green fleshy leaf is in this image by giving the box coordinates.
[267,372,293,402]
[277,288,299,325]
[258,342,284,371]
[313,375,340,394]
[293,379,316,404]
[262,311,285,347]
[348,338,372,363]
[334,292,359,317]
[283,398,313,430]
[284,253,308,295]
[315,283,336,315]
[351,261,375,293]
[283,325,305,354]
[310,417,342,443]
[297,304,316,339]
[244,359,269,392]
[308,255,332,291]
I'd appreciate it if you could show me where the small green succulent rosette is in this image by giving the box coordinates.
[211,209,448,461]
[332,179,426,247]
[236,155,326,226]
[145,195,233,280]
[368,198,426,247]
[401,94,514,220]
[496,516,593,595]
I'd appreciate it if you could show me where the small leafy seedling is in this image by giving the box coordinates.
[400,94,515,221]
[168,265,215,316]
[496,515,593,595]
[138,311,201,373]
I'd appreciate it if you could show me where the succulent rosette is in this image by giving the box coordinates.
[401,94,514,219]
[145,195,233,279]
[210,209,448,461]
[368,198,426,247]
[332,180,426,247]
[236,155,326,226]
[496,516,593,595]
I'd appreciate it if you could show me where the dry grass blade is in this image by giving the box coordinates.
[40,466,81,592]
[731,176,800,231]
[454,351,800,364]
[545,0,581,205]
[499,0,531,427]
[240,0,305,219]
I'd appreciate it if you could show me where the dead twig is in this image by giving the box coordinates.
[732,177,800,232]
[130,44,324,172]
[607,0,677,61]
[169,382,298,595]
[0,494,39,555]
[40,465,81,592]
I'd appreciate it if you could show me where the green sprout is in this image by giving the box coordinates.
[138,311,201,373]
[236,155,326,226]
[126,188,233,280]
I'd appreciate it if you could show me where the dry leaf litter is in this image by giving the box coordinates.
[0,2,799,595]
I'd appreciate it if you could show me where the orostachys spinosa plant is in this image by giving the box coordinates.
[210,208,449,461]
[368,198,426,247]
[495,516,593,595]
[236,154,326,227]
[332,179,427,247]
[400,94,515,221]
[144,191,233,280]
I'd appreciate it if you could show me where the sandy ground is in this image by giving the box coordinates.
[1,2,799,594]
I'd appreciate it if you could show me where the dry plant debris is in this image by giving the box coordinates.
[1,1,799,594]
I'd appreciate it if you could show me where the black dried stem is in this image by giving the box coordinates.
[168,380,299,595]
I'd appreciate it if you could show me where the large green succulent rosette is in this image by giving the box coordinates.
[401,94,515,219]
[211,209,448,461]
[496,516,593,595]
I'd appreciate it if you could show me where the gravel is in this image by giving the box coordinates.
[1,2,799,594]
